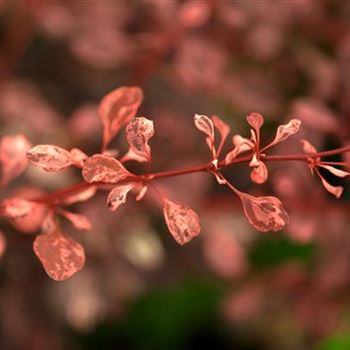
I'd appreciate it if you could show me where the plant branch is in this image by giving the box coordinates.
[33,146,350,206]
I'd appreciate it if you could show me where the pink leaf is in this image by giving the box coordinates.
[0,134,32,187]
[318,164,350,178]
[316,170,343,198]
[194,114,215,155]
[0,230,6,259]
[239,193,289,232]
[268,119,302,148]
[136,185,148,201]
[69,148,88,168]
[1,198,36,219]
[126,117,154,162]
[301,139,317,154]
[60,210,92,230]
[211,115,230,155]
[82,154,132,183]
[250,161,268,184]
[107,183,135,211]
[99,86,143,149]
[212,115,230,139]
[63,186,97,205]
[246,112,264,134]
[27,145,72,172]
[225,135,253,164]
[33,228,85,281]
[163,198,201,245]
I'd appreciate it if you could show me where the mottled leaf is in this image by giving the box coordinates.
[82,154,132,183]
[126,117,154,162]
[268,119,301,148]
[99,86,143,149]
[0,134,32,187]
[33,228,85,281]
[194,114,215,155]
[27,145,72,172]
[163,198,201,245]
[225,135,254,164]
[107,183,134,211]
[239,193,289,232]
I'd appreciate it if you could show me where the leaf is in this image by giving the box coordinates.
[107,183,135,211]
[60,210,92,230]
[163,198,201,245]
[0,134,32,187]
[1,198,36,219]
[69,148,88,168]
[99,86,143,149]
[0,230,6,259]
[194,114,215,156]
[33,228,85,281]
[239,193,289,232]
[211,115,230,156]
[250,161,268,184]
[268,119,301,148]
[82,154,132,183]
[136,185,148,201]
[27,145,72,172]
[301,139,317,154]
[246,112,264,135]
[63,186,97,205]
[225,135,253,164]
[318,164,350,178]
[317,171,343,198]
[126,117,154,162]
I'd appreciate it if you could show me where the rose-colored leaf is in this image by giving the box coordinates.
[63,186,97,205]
[301,139,317,154]
[317,172,343,198]
[33,229,85,281]
[82,154,131,183]
[126,117,154,162]
[60,210,92,230]
[0,230,6,259]
[136,185,148,201]
[163,198,201,245]
[212,115,230,155]
[0,134,32,187]
[69,148,88,168]
[225,135,253,163]
[318,164,350,178]
[107,183,134,211]
[269,119,301,147]
[27,145,72,172]
[99,86,143,149]
[1,198,35,219]
[246,112,264,133]
[239,193,289,232]
[250,161,268,184]
[194,114,215,155]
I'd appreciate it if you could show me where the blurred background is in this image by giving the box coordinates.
[1,0,350,349]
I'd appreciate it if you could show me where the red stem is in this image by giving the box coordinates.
[33,146,350,206]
